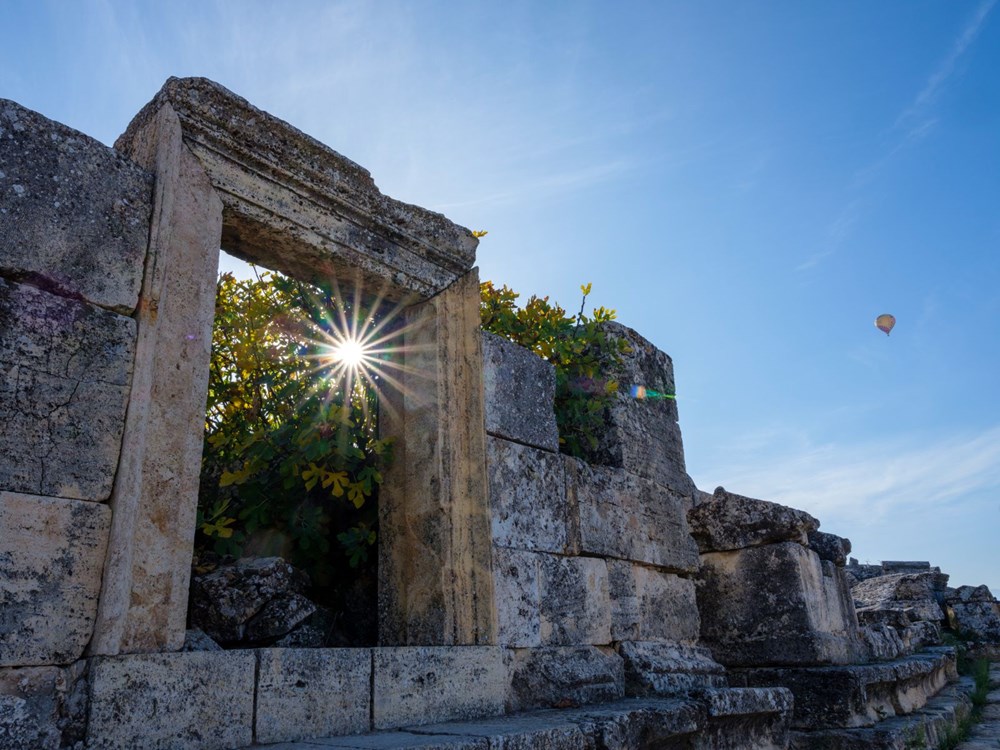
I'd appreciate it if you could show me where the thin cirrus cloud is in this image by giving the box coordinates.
[704,424,1000,527]
[801,0,996,272]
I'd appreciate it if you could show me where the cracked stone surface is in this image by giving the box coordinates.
[0,277,134,501]
[0,98,152,314]
[0,492,111,665]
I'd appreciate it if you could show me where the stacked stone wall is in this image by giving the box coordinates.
[1,100,153,748]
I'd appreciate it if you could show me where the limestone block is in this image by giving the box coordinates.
[188,556,310,643]
[808,531,851,566]
[120,77,477,300]
[539,554,612,646]
[946,601,1000,641]
[0,664,86,750]
[488,437,569,553]
[608,561,700,643]
[696,542,864,667]
[851,572,945,623]
[86,651,255,750]
[482,332,559,452]
[579,322,695,495]
[617,642,727,696]
[372,647,507,730]
[729,649,954,730]
[255,648,371,744]
[506,645,625,712]
[565,459,699,572]
[89,101,223,655]
[0,99,152,313]
[378,270,496,647]
[413,713,593,750]
[0,492,110,666]
[687,487,819,553]
[318,733,489,748]
[697,687,793,750]
[0,278,135,501]
[492,547,542,647]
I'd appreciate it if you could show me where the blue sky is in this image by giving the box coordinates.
[3,1,998,592]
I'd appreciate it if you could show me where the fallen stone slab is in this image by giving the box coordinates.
[687,487,819,553]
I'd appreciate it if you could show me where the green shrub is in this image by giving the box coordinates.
[480,281,628,458]
[197,269,389,589]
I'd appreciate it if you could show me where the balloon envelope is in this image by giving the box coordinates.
[875,314,895,335]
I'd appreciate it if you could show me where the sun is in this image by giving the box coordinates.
[329,337,369,370]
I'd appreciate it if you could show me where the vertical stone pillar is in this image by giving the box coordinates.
[90,103,223,653]
[379,268,497,645]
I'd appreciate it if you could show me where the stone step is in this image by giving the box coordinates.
[789,676,974,750]
[244,688,793,750]
[729,647,957,730]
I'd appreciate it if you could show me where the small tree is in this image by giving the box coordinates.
[197,269,391,590]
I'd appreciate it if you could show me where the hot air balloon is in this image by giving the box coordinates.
[875,314,895,336]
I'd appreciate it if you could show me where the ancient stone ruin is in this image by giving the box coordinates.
[1,77,996,749]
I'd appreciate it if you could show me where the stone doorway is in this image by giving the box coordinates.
[87,77,497,656]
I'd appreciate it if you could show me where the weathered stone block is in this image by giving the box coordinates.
[697,687,793,750]
[0,278,135,501]
[488,437,568,553]
[946,601,1000,641]
[256,648,371,743]
[0,492,110,666]
[608,561,700,643]
[696,542,864,667]
[687,487,819,553]
[579,322,695,495]
[539,554,612,646]
[121,77,477,300]
[0,664,86,750]
[372,647,507,730]
[729,649,954,730]
[492,547,541,647]
[617,642,726,696]
[506,646,625,712]
[188,556,310,643]
[808,531,851,566]
[566,459,699,572]
[0,100,152,313]
[378,270,496,647]
[851,572,944,624]
[86,651,255,750]
[318,732,489,748]
[482,332,559,452]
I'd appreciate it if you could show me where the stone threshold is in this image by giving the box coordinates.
[245,689,793,750]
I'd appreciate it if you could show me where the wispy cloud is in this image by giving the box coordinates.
[796,199,861,271]
[895,0,997,132]
[699,424,1000,527]
[803,1,996,271]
